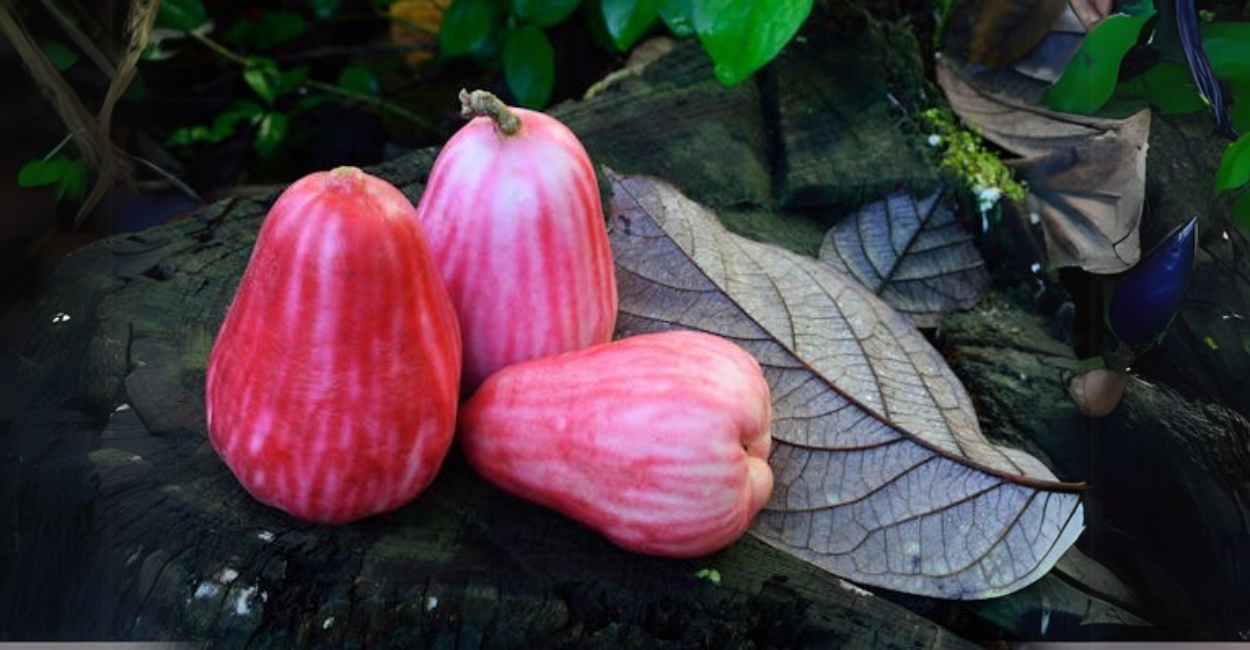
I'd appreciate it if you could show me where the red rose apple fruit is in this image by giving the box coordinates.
[415,89,617,395]
[459,330,774,557]
[206,166,461,524]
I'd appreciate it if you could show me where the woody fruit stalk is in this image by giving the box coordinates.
[416,89,617,395]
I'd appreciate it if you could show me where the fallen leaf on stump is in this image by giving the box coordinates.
[607,171,1085,599]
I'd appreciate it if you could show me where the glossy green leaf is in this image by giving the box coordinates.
[40,39,79,71]
[275,66,310,96]
[1232,79,1250,135]
[224,11,307,51]
[338,66,378,95]
[53,158,87,202]
[1043,10,1154,114]
[166,125,209,147]
[292,94,333,116]
[1215,133,1250,195]
[1203,22,1250,82]
[441,0,495,57]
[1116,62,1206,114]
[157,0,209,31]
[18,155,87,202]
[170,100,263,147]
[1203,22,1250,134]
[1233,191,1250,231]
[503,25,554,108]
[243,67,277,105]
[600,0,659,51]
[658,0,693,37]
[253,111,290,159]
[214,101,264,139]
[513,0,580,27]
[691,0,812,87]
[18,156,68,187]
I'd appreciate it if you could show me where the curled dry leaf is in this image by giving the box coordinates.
[936,56,1150,274]
[607,171,1084,599]
[819,189,990,328]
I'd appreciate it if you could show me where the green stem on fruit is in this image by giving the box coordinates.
[459,89,521,137]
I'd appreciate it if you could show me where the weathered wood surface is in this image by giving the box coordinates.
[2,5,1247,644]
[0,152,981,647]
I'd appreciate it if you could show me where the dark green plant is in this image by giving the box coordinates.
[17,42,88,202]
[437,0,812,108]
[1042,0,1250,228]
[155,0,423,163]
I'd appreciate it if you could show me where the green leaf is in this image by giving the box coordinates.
[658,0,693,38]
[40,39,79,71]
[1203,22,1250,83]
[310,0,342,20]
[1043,10,1154,114]
[513,0,580,27]
[167,125,208,147]
[1202,22,1250,133]
[1115,61,1206,114]
[224,11,307,51]
[1233,191,1250,231]
[54,158,87,202]
[243,67,278,105]
[503,25,554,108]
[157,0,209,31]
[292,93,333,116]
[440,0,495,57]
[18,157,68,188]
[338,65,378,95]
[1215,133,1250,195]
[691,0,812,86]
[214,100,264,139]
[18,155,87,202]
[1232,79,1250,135]
[601,0,659,51]
[275,65,310,96]
[253,111,290,159]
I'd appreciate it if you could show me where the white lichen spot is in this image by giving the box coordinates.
[425,596,439,612]
[217,568,239,584]
[51,312,71,324]
[193,582,220,600]
[114,403,131,412]
[973,184,1003,213]
[322,616,335,630]
[838,579,874,598]
[256,530,275,543]
[234,584,259,615]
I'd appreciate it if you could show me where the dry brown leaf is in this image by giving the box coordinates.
[608,171,1084,598]
[936,55,1149,274]
[819,189,990,328]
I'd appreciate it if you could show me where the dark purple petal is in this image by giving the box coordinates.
[1106,217,1197,349]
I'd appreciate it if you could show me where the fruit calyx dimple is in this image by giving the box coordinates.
[459,89,522,137]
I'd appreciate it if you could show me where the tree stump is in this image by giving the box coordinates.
[3,5,1246,645]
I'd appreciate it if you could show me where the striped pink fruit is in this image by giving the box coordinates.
[206,166,462,524]
[459,330,774,558]
[415,89,617,395]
